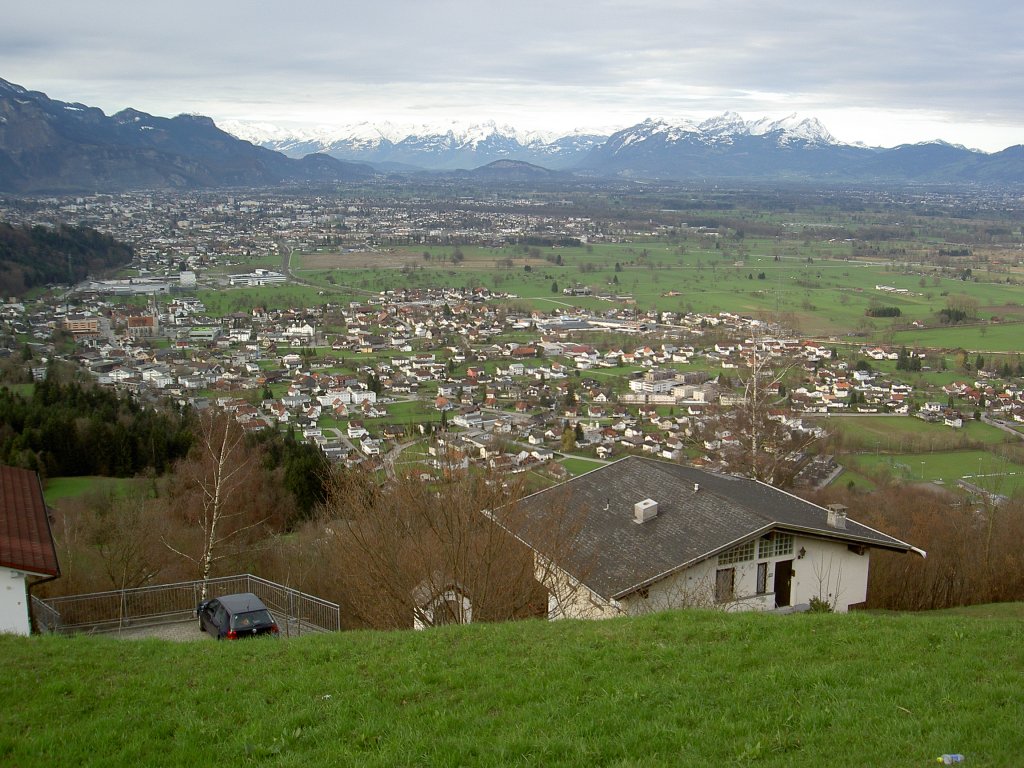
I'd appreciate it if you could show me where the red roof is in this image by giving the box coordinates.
[0,466,59,577]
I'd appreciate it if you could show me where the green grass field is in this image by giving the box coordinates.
[825,415,1012,452]
[845,449,1024,494]
[820,415,1024,494]
[558,457,606,476]
[284,239,1024,351]
[927,602,1024,619]
[42,476,148,503]
[1,382,35,398]
[889,322,1024,353]
[196,285,343,315]
[831,467,878,493]
[2,609,1021,767]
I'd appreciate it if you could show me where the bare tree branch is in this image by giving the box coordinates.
[161,410,268,599]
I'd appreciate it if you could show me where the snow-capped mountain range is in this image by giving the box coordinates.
[638,112,836,145]
[222,112,843,171]
[221,118,607,170]
[3,73,1021,190]
[222,119,571,150]
[224,110,1024,182]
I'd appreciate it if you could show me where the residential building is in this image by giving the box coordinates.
[0,466,60,635]
[494,457,921,620]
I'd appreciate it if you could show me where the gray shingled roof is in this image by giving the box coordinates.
[502,456,914,601]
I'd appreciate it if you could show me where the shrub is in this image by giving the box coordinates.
[808,595,834,613]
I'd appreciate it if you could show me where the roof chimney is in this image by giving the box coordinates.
[826,503,848,529]
[634,498,658,524]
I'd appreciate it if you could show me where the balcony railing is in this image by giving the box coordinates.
[33,574,340,636]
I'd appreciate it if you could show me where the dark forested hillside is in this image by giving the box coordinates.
[0,374,327,525]
[0,222,133,296]
[0,377,193,478]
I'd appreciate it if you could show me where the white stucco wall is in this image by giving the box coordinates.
[413,589,473,630]
[623,535,871,614]
[790,536,870,611]
[542,533,873,620]
[0,567,31,636]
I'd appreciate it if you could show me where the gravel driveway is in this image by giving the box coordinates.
[97,619,212,641]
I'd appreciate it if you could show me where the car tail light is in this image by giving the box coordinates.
[226,630,238,640]
[271,624,279,635]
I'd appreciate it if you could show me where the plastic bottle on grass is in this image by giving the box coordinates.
[936,755,964,765]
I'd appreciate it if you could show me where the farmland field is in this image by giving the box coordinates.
[289,238,1024,351]
[842,449,1024,496]
[821,415,1024,495]
[43,476,149,503]
[823,415,1012,451]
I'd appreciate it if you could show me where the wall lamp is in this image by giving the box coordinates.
[797,547,807,560]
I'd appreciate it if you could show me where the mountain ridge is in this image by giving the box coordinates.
[222,118,611,171]
[224,112,1021,182]
[1,76,1022,188]
[223,112,851,170]
[0,77,375,193]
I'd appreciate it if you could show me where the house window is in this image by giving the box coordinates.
[756,562,768,594]
[718,540,756,565]
[715,568,735,603]
[758,533,794,560]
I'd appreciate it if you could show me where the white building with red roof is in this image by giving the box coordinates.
[0,466,59,635]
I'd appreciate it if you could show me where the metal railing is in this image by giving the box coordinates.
[30,595,62,634]
[34,574,341,636]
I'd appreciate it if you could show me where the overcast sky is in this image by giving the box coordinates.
[2,1,1022,150]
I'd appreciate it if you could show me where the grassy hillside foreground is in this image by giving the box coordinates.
[2,609,1021,767]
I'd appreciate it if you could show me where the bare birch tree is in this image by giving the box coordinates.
[162,411,267,598]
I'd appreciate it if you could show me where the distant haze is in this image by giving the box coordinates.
[2,1,1022,152]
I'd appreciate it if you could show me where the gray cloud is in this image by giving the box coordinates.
[1,0,1021,148]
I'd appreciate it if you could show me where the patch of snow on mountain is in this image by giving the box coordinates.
[698,112,747,135]
[748,114,836,145]
[662,119,701,142]
[782,117,834,144]
[228,119,573,151]
[220,120,319,146]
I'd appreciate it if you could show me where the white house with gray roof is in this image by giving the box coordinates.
[494,457,922,619]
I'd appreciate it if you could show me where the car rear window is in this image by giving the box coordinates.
[231,609,274,629]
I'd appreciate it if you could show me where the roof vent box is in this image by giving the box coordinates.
[634,498,659,523]
[826,503,848,529]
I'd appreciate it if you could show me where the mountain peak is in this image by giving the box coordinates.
[113,108,151,123]
[173,113,217,128]
[0,78,28,95]
[698,112,748,135]
[0,78,375,192]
